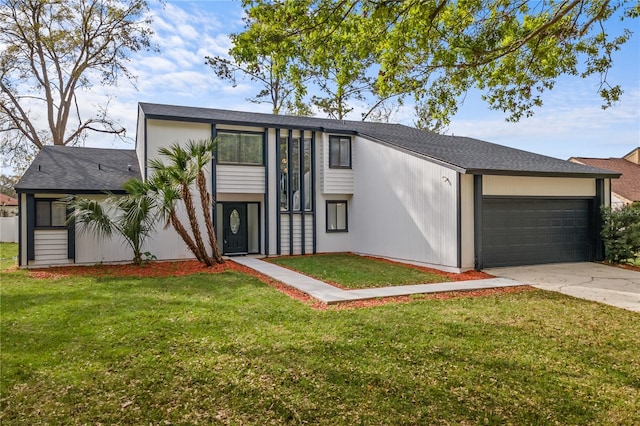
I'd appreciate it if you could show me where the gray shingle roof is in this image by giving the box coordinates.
[140,102,619,178]
[15,146,140,193]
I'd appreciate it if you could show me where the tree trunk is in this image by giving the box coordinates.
[170,210,206,264]
[181,182,213,266]
[196,172,224,264]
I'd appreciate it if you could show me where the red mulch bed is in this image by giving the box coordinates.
[27,259,531,310]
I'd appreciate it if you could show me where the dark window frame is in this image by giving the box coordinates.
[328,135,352,169]
[326,200,348,233]
[35,199,67,229]
[216,130,265,166]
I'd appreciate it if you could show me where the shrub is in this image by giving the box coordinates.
[601,202,640,264]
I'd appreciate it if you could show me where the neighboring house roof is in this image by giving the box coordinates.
[623,147,639,165]
[570,156,640,203]
[140,102,619,178]
[0,194,18,206]
[15,146,141,193]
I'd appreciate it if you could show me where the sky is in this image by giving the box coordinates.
[4,0,640,174]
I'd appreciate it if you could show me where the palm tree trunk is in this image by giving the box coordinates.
[170,211,206,264]
[196,172,224,264]
[182,182,213,266]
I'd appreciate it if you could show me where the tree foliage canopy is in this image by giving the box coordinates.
[0,0,154,166]
[231,0,639,130]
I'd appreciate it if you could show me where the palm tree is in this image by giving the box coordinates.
[186,138,224,263]
[69,179,158,265]
[148,139,223,266]
[146,169,206,264]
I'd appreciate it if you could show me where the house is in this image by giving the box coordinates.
[15,102,620,270]
[0,193,18,217]
[570,147,640,208]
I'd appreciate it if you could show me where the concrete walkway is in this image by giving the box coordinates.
[232,257,524,304]
[485,262,640,312]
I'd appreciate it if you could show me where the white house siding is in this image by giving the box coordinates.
[280,214,290,255]
[350,140,459,270]
[145,119,212,175]
[320,133,354,194]
[135,106,146,174]
[141,119,217,261]
[305,214,314,254]
[267,128,278,255]
[19,193,27,264]
[483,176,596,197]
[33,229,70,266]
[217,165,265,193]
[73,195,134,264]
[314,194,351,254]
[460,174,475,270]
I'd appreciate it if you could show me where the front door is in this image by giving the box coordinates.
[223,203,248,255]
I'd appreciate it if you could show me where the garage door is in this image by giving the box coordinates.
[482,198,593,268]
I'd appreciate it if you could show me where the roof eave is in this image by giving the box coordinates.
[142,111,358,135]
[464,168,621,178]
[14,188,128,195]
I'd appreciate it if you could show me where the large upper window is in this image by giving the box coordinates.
[326,200,347,232]
[217,131,264,165]
[329,136,351,168]
[36,200,66,228]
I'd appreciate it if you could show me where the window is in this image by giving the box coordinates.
[36,200,67,227]
[217,131,263,165]
[281,136,313,212]
[329,136,351,168]
[326,200,347,232]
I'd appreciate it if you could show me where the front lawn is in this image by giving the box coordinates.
[1,265,639,425]
[266,253,457,288]
[0,242,17,270]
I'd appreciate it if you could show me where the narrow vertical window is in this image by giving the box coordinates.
[329,136,351,168]
[280,137,289,211]
[303,138,312,211]
[326,200,348,232]
[292,137,301,210]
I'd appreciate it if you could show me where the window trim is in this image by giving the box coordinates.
[328,135,352,169]
[35,199,68,229]
[326,200,348,233]
[216,130,265,166]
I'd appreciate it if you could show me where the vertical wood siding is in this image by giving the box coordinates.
[350,139,459,269]
[136,106,146,176]
[460,174,475,270]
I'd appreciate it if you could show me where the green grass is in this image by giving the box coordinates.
[267,253,452,288]
[1,267,639,425]
[0,242,17,270]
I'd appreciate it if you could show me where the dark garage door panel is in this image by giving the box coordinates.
[482,198,592,268]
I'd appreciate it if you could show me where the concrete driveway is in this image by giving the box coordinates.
[484,262,640,312]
